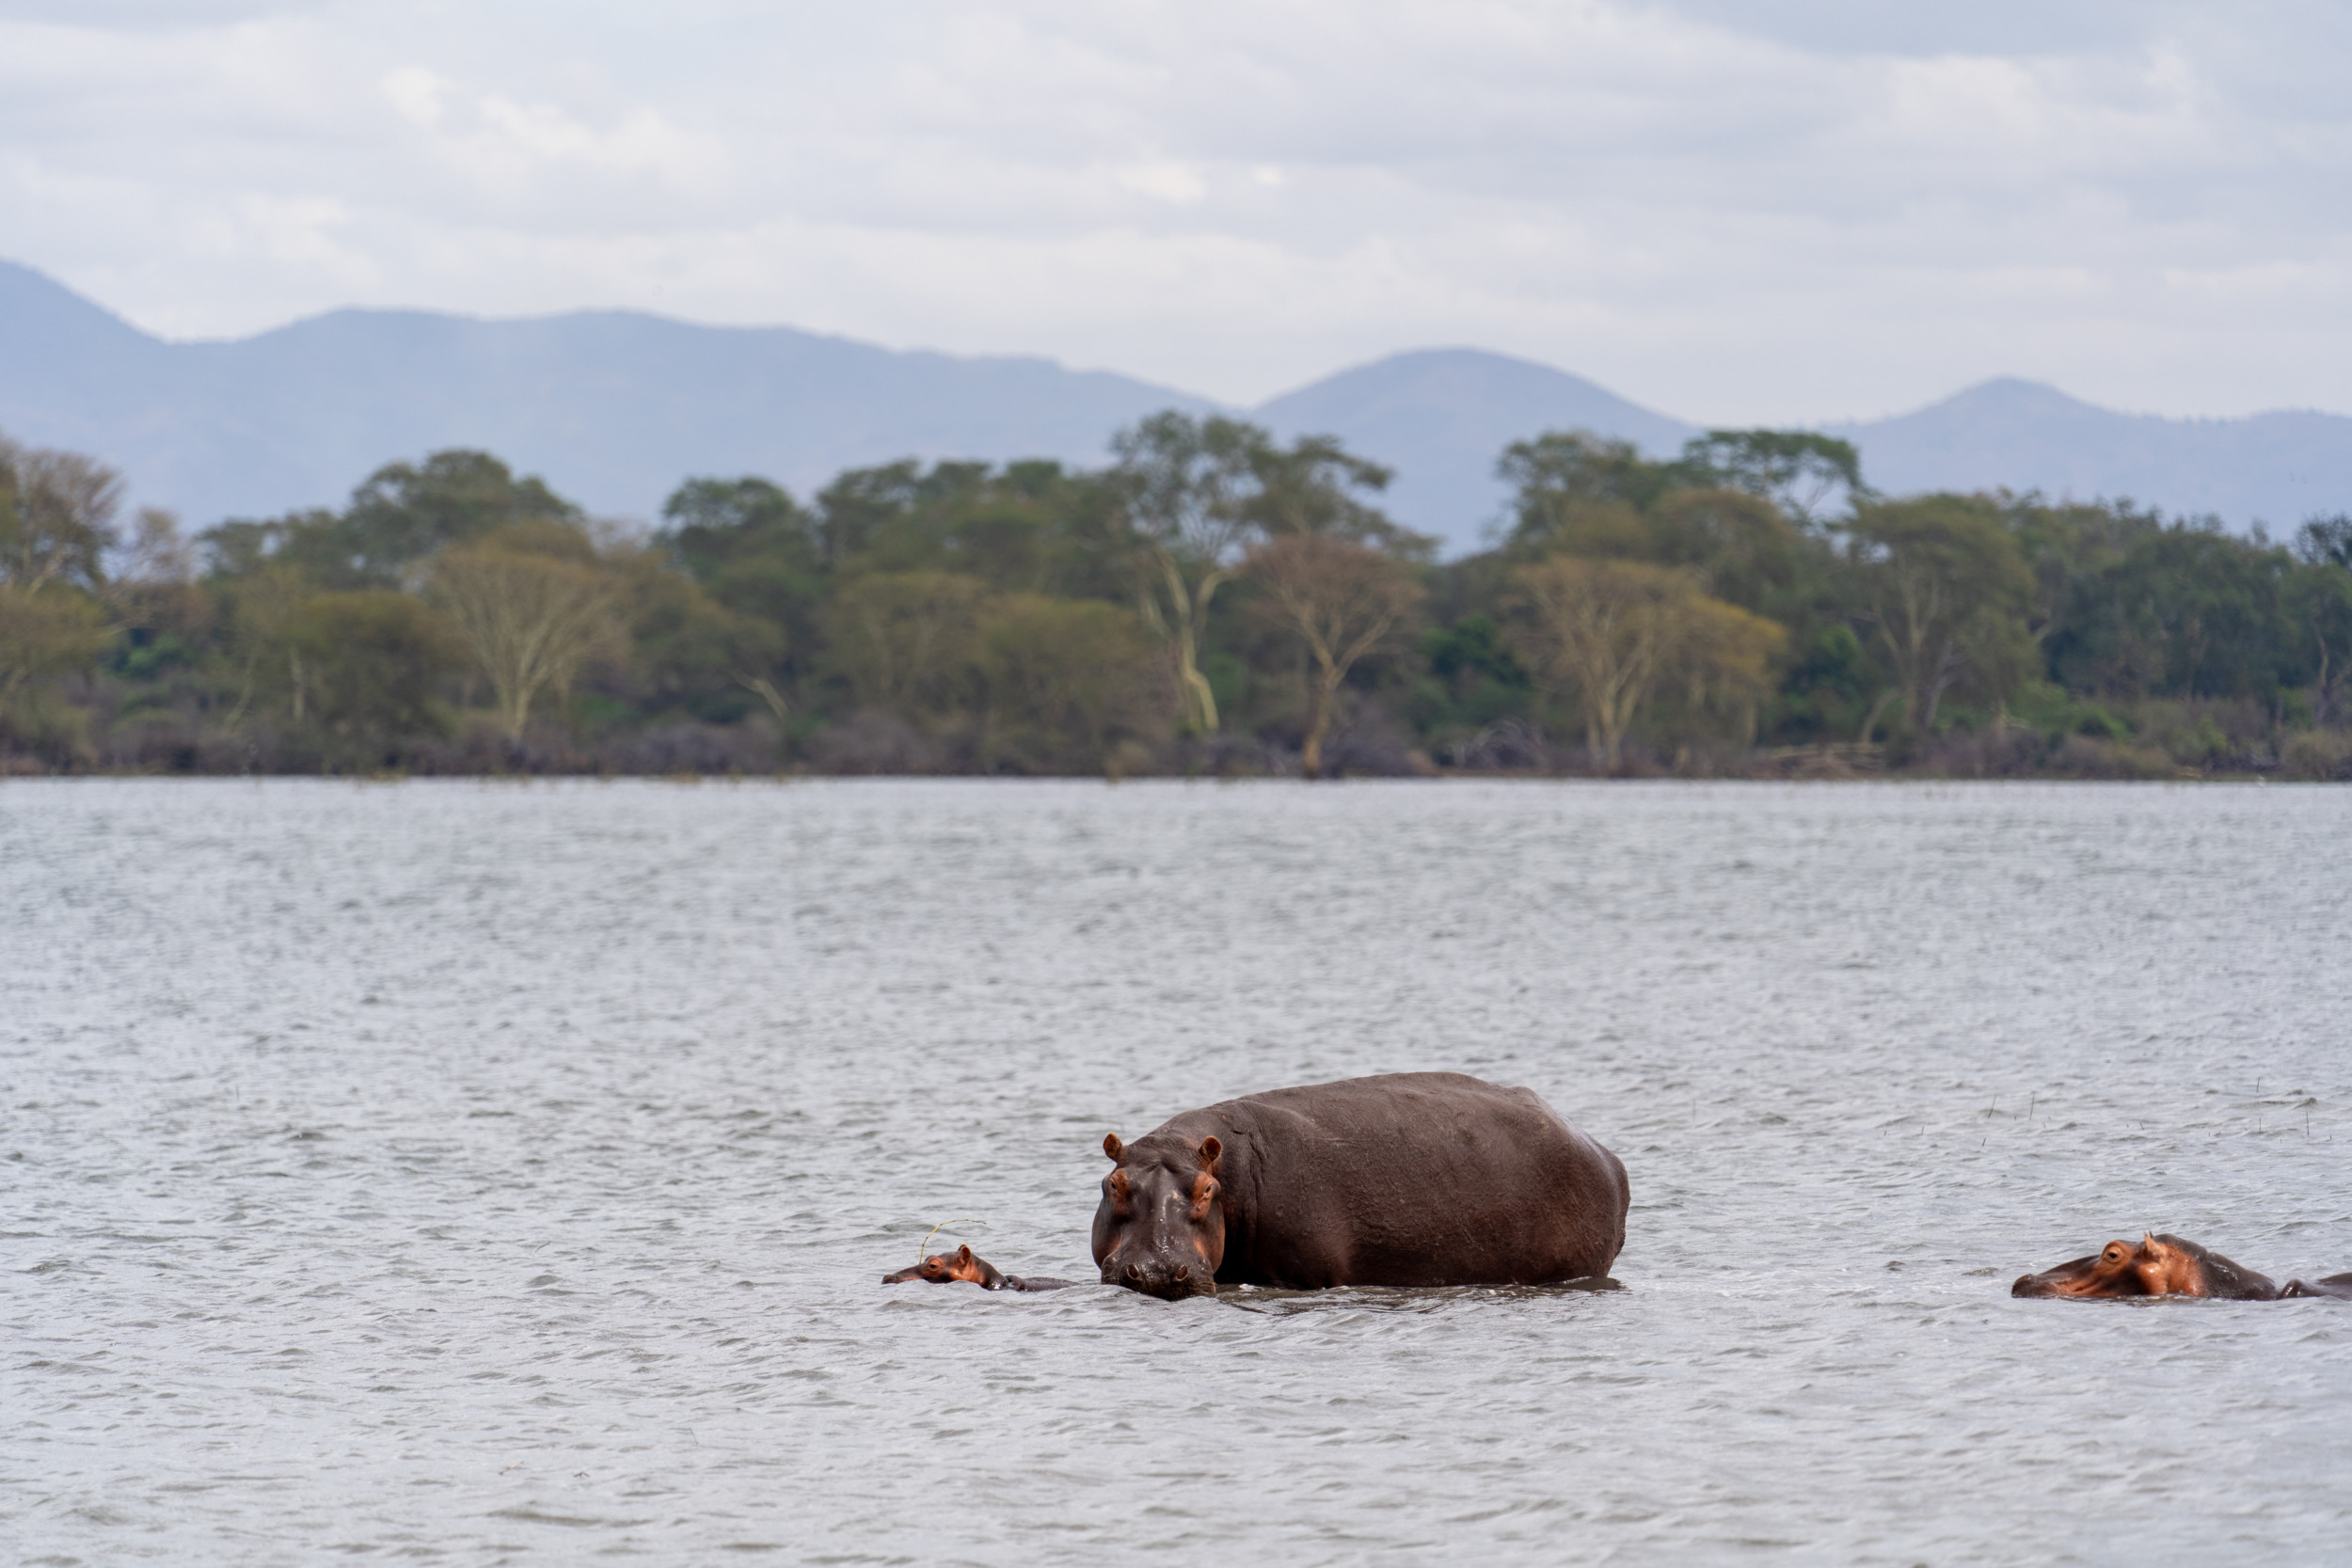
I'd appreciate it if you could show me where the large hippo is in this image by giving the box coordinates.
[1093,1070,1628,1300]
[2011,1232,2352,1300]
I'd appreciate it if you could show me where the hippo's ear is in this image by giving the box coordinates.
[1197,1135,1221,1169]
[1104,1132,1124,1161]
[955,1243,974,1264]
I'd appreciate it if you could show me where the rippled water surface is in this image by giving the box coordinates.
[6,779,2351,1564]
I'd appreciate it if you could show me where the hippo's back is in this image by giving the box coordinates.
[1179,1071,1627,1289]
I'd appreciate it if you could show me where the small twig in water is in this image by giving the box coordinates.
[914,1217,987,1264]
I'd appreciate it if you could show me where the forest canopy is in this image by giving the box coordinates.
[2,414,2349,780]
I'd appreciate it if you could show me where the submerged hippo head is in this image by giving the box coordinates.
[2011,1233,2213,1298]
[1092,1132,1223,1300]
[882,1243,993,1287]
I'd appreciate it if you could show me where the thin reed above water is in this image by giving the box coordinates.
[5,779,2349,1564]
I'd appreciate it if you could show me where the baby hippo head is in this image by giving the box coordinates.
[1092,1132,1224,1300]
[882,1243,993,1287]
[2011,1233,2210,1298]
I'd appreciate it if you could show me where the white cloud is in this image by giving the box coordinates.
[381,67,453,130]
[0,1,2348,420]
[1114,160,1208,206]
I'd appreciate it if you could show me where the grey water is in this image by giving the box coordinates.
[5,779,2349,1565]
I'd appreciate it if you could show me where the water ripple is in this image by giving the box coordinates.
[3,778,2348,1563]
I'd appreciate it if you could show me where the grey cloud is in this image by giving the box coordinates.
[0,0,2346,421]
[0,1,338,24]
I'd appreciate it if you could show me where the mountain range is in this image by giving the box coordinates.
[5,259,2349,557]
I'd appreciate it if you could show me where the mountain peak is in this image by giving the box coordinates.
[1908,377,2106,421]
[0,259,159,356]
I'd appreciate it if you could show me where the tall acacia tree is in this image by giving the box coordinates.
[1244,436,1434,558]
[1679,430,1867,525]
[1510,558,1783,767]
[1847,496,2035,738]
[1109,412,1271,734]
[0,435,121,594]
[1246,534,1424,779]
[433,524,621,738]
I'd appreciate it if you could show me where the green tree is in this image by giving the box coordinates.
[2049,525,2294,702]
[620,552,790,726]
[1848,496,2036,736]
[0,436,122,592]
[2286,562,2352,726]
[1999,496,2164,655]
[1500,433,1678,546]
[806,459,1126,597]
[432,524,621,737]
[2298,514,2352,572]
[980,594,1169,771]
[2292,516,2352,724]
[285,591,463,744]
[0,584,110,711]
[1765,623,1877,744]
[1510,558,1784,766]
[814,460,939,568]
[1246,533,1425,778]
[661,478,821,586]
[1679,430,1867,525]
[1639,487,1808,614]
[1109,411,1272,733]
[218,566,316,725]
[655,476,822,706]
[201,511,334,581]
[822,571,991,721]
[1244,435,1433,558]
[208,451,581,591]
[339,450,580,584]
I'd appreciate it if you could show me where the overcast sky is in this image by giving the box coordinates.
[4,1,2347,421]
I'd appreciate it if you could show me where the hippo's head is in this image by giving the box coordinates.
[2011,1233,2208,1298]
[882,1243,991,1287]
[1092,1132,1223,1300]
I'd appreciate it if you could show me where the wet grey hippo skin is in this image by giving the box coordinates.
[1093,1070,1629,1300]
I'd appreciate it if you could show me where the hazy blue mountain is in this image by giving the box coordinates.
[1253,348,1697,549]
[1255,356,2352,547]
[7,258,2349,560]
[0,260,1212,529]
[1829,378,2352,529]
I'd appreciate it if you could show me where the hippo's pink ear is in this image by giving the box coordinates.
[1104,1132,1124,1161]
[956,1243,974,1264]
[1198,1135,1221,1169]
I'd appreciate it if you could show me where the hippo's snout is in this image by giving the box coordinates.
[1104,1253,1214,1300]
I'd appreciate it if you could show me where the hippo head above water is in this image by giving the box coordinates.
[881,1243,993,1287]
[1093,1131,1223,1300]
[2010,1233,2279,1300]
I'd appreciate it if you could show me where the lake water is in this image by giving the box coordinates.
[6,778,2350,1565]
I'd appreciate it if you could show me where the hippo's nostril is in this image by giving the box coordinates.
[1123,1263,1143,1282]
[1174,1265,1189,1282]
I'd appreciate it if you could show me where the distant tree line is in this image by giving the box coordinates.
[3,413,2351,779]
